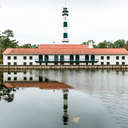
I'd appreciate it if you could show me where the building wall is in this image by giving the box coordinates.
[3,71,39,81]
[3,54,128,65]
[3,55,39,65]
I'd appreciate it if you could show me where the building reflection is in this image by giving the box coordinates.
[2,71,72,126]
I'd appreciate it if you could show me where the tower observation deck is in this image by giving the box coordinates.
[62,1,69,43]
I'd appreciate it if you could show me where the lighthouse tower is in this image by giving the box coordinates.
[62,0,69,43]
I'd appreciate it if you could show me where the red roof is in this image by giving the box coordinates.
[39,44,89,49]
[4,82,73,90]
[3,44,128,55]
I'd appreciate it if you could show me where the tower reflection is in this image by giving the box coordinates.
[63,89,69,125]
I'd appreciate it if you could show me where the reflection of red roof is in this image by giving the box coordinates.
[4,82,73,90]
[3,45,128,55]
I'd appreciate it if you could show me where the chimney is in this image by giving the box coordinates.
[89,40,93,48]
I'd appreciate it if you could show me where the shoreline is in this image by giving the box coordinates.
[0,65,128,71]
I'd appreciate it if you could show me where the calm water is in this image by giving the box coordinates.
[0,70,128,128]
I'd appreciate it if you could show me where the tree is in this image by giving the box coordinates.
[20,43,38,48]
[97,40,113,48]
[0,29,19,58]
[113,40,125,48]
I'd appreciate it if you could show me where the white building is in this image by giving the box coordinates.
[3,44,128,66]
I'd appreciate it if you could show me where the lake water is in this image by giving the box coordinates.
[0,70,128,128]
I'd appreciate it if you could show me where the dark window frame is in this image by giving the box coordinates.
[85,55,89,61]
[122,56,125,60]
[8,62,11,65]
[8,77,11,81]
[24,62,27,65]
[107,56,110,60]
[116,62,119,65]
[30,62,33,65]
[30,77,33,81]
[24,77,27,81]
[101,56,104,60]
[122,62,125,65]
[101,62,104,65]
[91,55,95,61]
[14,56,17,60]
[76,55,80,61]
[107,62,110,65]
[8,56,11,60]
[23,56,27,60]
[14,77,17,81]
[14,62,17,65]
[116,56,119,60]
[30,56,33,60]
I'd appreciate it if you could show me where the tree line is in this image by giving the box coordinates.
[82,40,128,49]
[0,29,39,59]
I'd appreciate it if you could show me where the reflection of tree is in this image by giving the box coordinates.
[0,72,3,84]
[0,84,18,103]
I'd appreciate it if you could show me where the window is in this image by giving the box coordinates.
[64,22,68,27]
[14,62,17,65]
[23,72,26,74]
[14,77,17,81]
[24,62,26,65]
[116,56,119,60]
[54,55,58,62]
[30,77,33,81]
[107,56,110,60]
[44,55,49,61]
[85,55,89,61]
[122,62,125,65]
[60,55,64,64]
[23,56,27,60]
[116,62,119,65]
[101,62,104,65]
[76,55,80,61]
[91,55,95,61]
[14,72,17,75]
[122,56,125,60]
[8,72,11,74]
[101,56,104,60]
[64,33,68,38]
[8,77,11,81]
[30,56,33,60]
[30,62,33,65]
[70,55,74,61]
[107,62,110,65]
[14,56,17,60]
[8,56,11,60]
[8,62,11,65]
[39,55,43,61]
[24,77,27,80]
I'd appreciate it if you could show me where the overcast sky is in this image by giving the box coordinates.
[0,0,128,44]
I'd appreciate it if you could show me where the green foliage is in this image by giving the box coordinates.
[82,39,128,50]
[19,44,39,48]
[0,29,39,59]
[0,30,19,58]
[97,40,113,48]
[113,40,125,48]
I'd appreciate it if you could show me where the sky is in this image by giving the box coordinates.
[0,0,128,45]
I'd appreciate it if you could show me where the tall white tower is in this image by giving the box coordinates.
[62,0,69,43]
